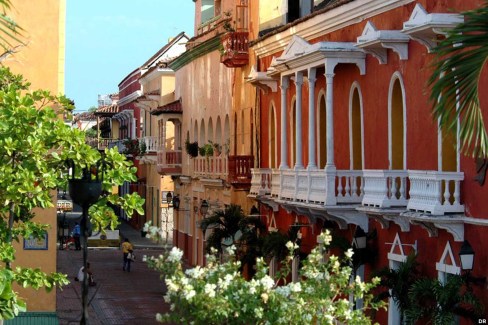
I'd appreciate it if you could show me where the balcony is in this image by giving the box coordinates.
[228,155,254,189]
[157,150,182,175]
[108,139,126,153]
[220,32,249,68]
[193,156,228,178]
[407,170,464,215]
[141,136,158,154]
[250,168,465,216]
[362,170,408,208]
[264,169,363,205]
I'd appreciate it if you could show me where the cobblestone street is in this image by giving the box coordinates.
[56,229,172,325]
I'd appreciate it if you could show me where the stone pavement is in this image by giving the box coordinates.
[56,221,174,325]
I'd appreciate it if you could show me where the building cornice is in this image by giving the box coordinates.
[252,0,415,58]
[117,90,143,107]
[169,36,221,71]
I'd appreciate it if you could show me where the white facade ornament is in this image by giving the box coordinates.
[402,3,464,53]
[246,65,277,93]
[356,21,409,64]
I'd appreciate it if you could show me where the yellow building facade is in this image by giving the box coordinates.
[4,0,66,313]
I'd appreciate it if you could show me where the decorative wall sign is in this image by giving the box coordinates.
[23,233,48,250]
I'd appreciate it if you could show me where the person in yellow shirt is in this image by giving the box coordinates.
[121,238,134,272]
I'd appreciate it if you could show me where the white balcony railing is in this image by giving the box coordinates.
[407,170,464,215]
[249,168,272,196]
[250,168,465,215]
[362,170,408,208]
[142,136,158,153]
[258,168,363,205]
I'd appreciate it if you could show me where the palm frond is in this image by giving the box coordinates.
[429,2,488,158]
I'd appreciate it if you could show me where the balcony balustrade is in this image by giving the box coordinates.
[228,155,254,189]
[249,168,272,196]
[142,136,158,153]
[362,170,408,208]
[193,156,228,178]
[250,168,465,216]
[407,170,464,215]
[157,149,182,175]
[220,32,249,68]
[256,168,363,205]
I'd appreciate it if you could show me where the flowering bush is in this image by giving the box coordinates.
[145,226,385,324]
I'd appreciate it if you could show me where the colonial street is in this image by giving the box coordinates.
[56,222,173,325]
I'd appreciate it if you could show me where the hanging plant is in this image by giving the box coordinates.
[185,139,198,158]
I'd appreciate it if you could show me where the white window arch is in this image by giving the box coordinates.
[388,72,407,170]
[349,81,364,170]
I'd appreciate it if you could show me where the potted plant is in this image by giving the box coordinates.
[185,139,198,158]
[210,141,222,156]
[199,143,214,158]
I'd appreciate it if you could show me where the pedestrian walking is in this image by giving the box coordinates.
[72,222,81,250]
[121,238,134,272]
[75,262,96,286]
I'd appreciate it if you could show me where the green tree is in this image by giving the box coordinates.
[429,2,488,158]
[406,275,484,324]
[146,229,386,324]
[0,0,24,60]
[0,67,144,320]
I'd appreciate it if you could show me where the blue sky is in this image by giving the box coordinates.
[66,1,195,112]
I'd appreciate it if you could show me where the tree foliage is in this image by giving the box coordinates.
[429,2,488,158]
[0,67,144,320]
[146,229,386,324]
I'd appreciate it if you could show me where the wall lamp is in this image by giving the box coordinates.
[352,226,367,249]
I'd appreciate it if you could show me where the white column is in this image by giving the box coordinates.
[324,72,337,206]
[325,73,335,168]
[294,71,304,170]
[162,117,167,165]
[307,68,317,170]
[279,76,289,169]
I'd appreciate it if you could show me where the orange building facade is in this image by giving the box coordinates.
[248,0,488,324]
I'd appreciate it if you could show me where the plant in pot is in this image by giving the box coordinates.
[185,139,198,158]
[199,143,214,158]
[209,141,222,156]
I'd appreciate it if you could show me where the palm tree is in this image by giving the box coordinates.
[429,2,488,158]
[200,204,265,259]
[0,0,24,60]
[373,253,421,324]
[406,275,484,324]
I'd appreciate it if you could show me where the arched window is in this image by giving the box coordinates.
[291,97,296,168]
[270,103,277,168]
[349,83,363,170]
[317,90,327,169]
[388,73,407,170]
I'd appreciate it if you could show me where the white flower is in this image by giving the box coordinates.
[204,283,217,298]
[185,289,196,300]
[260,275,275,290]
[165,279,179,292]
[185,266,204,279]
[289,282,302,293]
[163,294,171,303]
[170,304,175,311]
[225,245,236,255]
[155,313,163,322]
[167,247,183,262]
[275,285,290,297]
[345,248,354,258]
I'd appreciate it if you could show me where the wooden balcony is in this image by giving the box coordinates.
[228,155,254,189]
[157,150,182,176]
[220,32,249,68]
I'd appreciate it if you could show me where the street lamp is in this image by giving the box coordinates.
[68,159,104,325]
[459,240,475,271]
[352,226,367,249]
[173,195,180,210]
[200,199,209,217]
